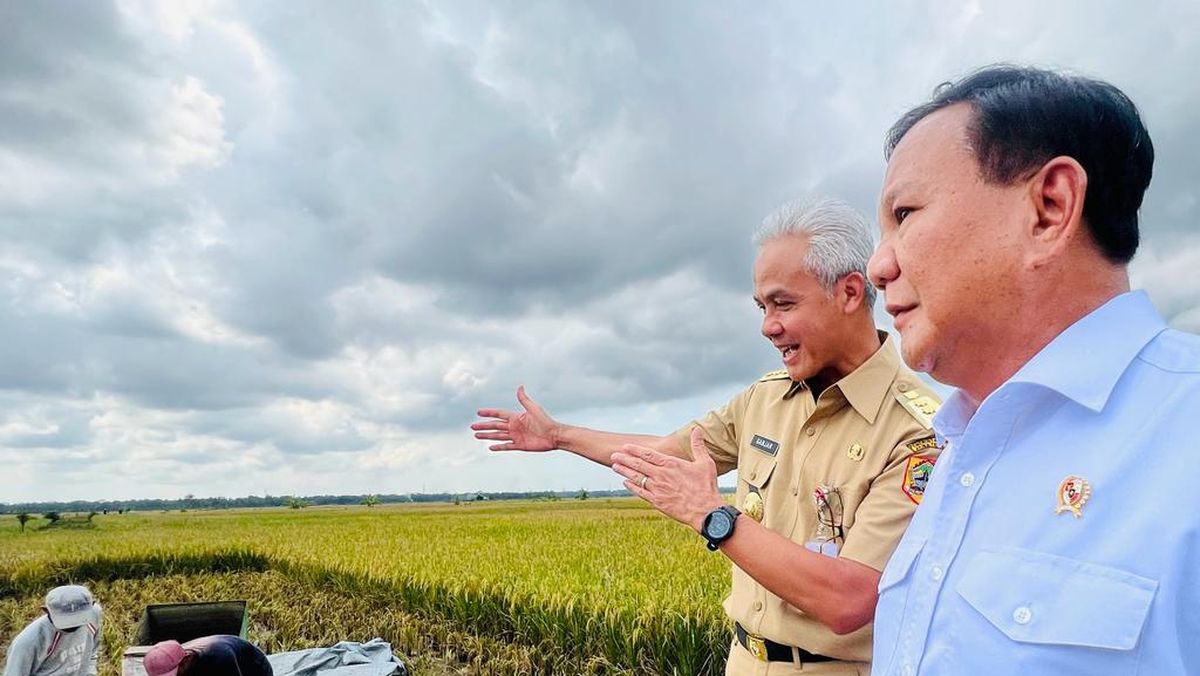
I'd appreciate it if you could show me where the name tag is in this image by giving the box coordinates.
[750,434,780,456]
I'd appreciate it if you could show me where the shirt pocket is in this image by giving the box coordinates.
[879,533,925,592]
[874,534,928,672]
[956,547,1157,669]
[741,452,778,491]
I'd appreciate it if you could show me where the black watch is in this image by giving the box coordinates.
[701,505,741,551]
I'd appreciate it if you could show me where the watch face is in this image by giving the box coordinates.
[707,511,733,539]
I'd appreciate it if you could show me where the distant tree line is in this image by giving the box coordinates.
[0,489,667,515]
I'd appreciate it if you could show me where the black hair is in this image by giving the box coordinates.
[885,65,1154,263]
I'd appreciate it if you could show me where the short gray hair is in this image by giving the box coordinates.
[753,198,877,308]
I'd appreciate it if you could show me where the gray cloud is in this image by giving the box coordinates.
[1,0,1197,501]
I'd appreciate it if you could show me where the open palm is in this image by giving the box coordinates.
[472,386,559,452]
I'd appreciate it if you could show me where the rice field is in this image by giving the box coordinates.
[0,499,733,675]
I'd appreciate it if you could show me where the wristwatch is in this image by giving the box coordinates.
[701,505,741,551]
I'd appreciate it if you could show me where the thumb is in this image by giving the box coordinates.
[516,385,547,416]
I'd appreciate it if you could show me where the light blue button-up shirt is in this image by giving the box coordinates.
[873,291,1200,675]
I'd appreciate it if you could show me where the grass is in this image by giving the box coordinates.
[0,499,733,675]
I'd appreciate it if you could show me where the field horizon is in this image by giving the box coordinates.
[1,498,733,675]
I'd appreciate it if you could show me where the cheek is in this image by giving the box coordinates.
[795,318,830,354]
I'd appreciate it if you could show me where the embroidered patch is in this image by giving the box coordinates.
[902,455,936,504]
[750,434,780,456]
[905,436,939,454]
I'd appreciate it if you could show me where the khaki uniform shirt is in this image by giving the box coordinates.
[672,334,941,664]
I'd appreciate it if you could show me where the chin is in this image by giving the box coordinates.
[899,340,935,374]
[785,361,814,382]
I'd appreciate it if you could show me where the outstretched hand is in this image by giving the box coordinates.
[472,386,561,452]
[611,427,726,532]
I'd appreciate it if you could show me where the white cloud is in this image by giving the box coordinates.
[148,76,233,178]
[1,0,1197,503]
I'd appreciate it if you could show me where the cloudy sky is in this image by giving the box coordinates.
[2,1,1197,503]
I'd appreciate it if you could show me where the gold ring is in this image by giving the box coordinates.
[639,476,648,489]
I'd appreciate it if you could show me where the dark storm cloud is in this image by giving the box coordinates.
[2,0,1198,501]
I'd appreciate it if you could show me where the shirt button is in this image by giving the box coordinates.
[930,566,943,582]
[960,472,975,487]
[1013,606,1032,625]
[806,427,815,436]
[898,383,909,392]
[901,663,916,676]
[754,600,763,611]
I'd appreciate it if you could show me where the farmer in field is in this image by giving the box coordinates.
[474,198,942,674]
[3,585,102,676]
[866,65,1200,674]
[143,636,272,676]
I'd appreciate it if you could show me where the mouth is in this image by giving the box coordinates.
[886,303,917,328]
[776,344,800,363]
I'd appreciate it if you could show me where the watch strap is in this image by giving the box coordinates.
[703,505,741,551]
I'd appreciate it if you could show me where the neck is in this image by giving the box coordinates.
[813,318,883,391]
[957,264,1129,407]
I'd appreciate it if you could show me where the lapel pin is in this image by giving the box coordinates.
[1055,475,1091,518]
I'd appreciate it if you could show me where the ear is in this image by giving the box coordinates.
[837,271,869,314]
[1027,156,1088,267]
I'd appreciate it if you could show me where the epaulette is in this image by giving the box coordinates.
[758,369,792,382]
[892,382,940,429]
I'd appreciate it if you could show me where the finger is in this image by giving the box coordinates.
[474,432,513,441]
[611,462,639,481]
[621,443,668,466]
[516,386,547,416]
[613,452,654,477]
[623,478,652,502]
[476,408,512,420]
[470,421,509,431]
[488,443,520,452]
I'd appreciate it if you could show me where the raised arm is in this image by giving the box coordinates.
[472,386,685,466]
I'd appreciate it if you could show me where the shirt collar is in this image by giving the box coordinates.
[784,331,900,423]
[933,291,1167,441]
[1009,290,1166,412]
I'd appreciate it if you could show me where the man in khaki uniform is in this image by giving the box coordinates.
[473,198,941,674]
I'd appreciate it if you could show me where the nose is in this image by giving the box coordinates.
[867,237,899,291]
[761,311,782,339]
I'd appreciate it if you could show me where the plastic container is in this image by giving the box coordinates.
[133,600,249,644]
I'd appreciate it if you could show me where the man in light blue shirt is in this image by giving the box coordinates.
[866,65,1200,674]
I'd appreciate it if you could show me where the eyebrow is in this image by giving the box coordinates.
[880,179,921,208]
[753,290,795,305]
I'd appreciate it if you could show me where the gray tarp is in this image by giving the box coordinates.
[266,639,406,676]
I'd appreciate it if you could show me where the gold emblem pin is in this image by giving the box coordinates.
[847,443,865,462]
[1055,475,1091,518]
[742,491,764,523]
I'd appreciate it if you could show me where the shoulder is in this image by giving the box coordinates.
[743,370,795,401]
[757,368,792,383]
[11,616,53,649]
[886,369,943,431]
[1138,328,1200,375]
